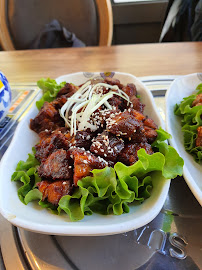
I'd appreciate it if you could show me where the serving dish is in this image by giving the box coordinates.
[165,73,202,206]
[0,72,170,236]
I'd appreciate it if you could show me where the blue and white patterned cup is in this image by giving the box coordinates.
[0,72,12,122]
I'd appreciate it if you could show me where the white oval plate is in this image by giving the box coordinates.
[0,72,170,236]
[165,73,202,206]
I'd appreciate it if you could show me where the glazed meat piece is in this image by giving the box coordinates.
[35,136,53,162]
[90,131,124,161]
[51,95,67,110]
[192,93,202,107]
[90,108,120,130]
[143,126,158,144]
[72,148,108,185]
[30,101,64,133]
[35,131,71,162]
[104,77,123,89]
[74,130,94,150]
[118,142,154,165]
[143,118,158,129]
[38,127,69,140]
[37,180,73,205]
[130,96,145,113]
[122,83,137,98]
[37,149,73,180]
[56,83,79,98]
[108,96,125,110]
[106,111,144,139]
[196,126,202,147]
[130,109,145,121]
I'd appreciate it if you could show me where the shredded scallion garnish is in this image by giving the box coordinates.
[59,81,131,135]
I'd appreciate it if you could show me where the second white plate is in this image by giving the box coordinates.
[165,73,202,206]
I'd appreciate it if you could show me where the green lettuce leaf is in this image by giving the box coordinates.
[174,84,202,163]
[11,148,41,204]
[36,78,66,110]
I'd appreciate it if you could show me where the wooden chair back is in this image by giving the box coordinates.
[0,0,113,50]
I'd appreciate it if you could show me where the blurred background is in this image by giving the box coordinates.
[0,0,201,51]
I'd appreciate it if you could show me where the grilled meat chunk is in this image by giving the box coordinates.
[35,131,71,162]
[90,108,121,130]
[143,118,158,129]
[90,131,124,161]
[56,83,79,98]
[38,127,68,140]
[143,126,158,144]
[74,130,94,150]
[196,126,202,147]
[37,149,73,180]
[106,111,144,140]
[130,109,146,121]
[37,180,73,205]
[108,96,125,110]
[51,95,67,110]
[118,142,154,165]
[104,77,123,89]
[72,148,108,185]
[30,101,64,133]
[130,96,145,113]
[192,93,202,107]
[122,83,137,98]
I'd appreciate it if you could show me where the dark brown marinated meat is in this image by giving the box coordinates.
[35,131,71,162]
[90,108,121,130]
[51,95,67,110]
[104,77,123,89]
[107,160,116,167]
[33,78,161,200]
[90,131,124,161]
[118,142,154,166]
[72,148,108,185]
[143,126,158,144]
[35,136,53,162]
[37,149,73,180]
[106,111,144,140]
[38,129,53,140]
[196,126,202,147]
[122,83,137,98]
[130,109,145,121]
[130,96,145,113]
[56,83,79,98]
[143,118,158,129]
[74,130,94,150]
[38,127,69,140]
[30,102,64,133]
[192,93,202,107]
[37,180,73,205]
[108,96,125,110]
